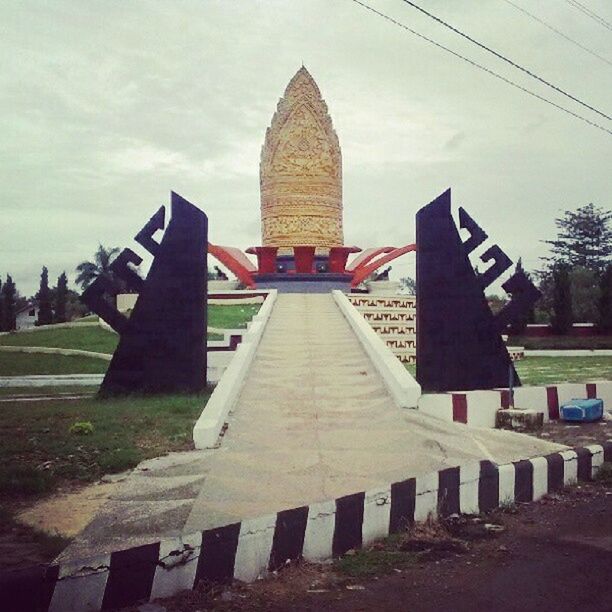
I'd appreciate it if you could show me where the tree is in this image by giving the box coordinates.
[54,272,68,323]
[37,266,53,326]
[597,264,612,333]
[569,266,600,323]
[0,277,4,332]
[487,294,508,316]
[2,275,17,331]
[399,276,416,294]
[507,258,536,335]
[543,203,612,274]
[75,244,121,291]
[550,263,573,334]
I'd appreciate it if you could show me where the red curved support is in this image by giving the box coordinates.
[209,244,256,288]
[350,243,416,287]
[346,246,395,272]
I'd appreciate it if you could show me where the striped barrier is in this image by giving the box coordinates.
[2,442,609,612]
[419,381,612,427]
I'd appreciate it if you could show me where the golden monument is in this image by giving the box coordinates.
[260,66,343,253]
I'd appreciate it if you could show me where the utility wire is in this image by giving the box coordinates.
[350,0,612,135]
[565,0,612,32]
[501,0,612,67]
[395,0,611,121]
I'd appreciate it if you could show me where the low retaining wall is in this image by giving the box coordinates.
[332,290,421,408]
[0,345,112,361]
[418,381,612,427]
[192,290,277,449]
[0,321,99,336]
[3,442,609,612]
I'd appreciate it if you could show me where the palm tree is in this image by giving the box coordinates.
[75,244,121,290]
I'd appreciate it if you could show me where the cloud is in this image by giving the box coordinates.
[0,0,609,297]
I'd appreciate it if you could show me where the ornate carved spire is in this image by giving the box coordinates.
[260,67,343,252]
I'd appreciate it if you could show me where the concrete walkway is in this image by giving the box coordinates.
[60,294,565,561]
[184,294,563,531]
[0,374,104,387]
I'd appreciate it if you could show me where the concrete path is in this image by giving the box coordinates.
[184,294,564,531]
[60,294,565,561]
[0,374,104,387]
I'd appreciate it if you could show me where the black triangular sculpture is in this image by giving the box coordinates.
[98,192,207,396]
[416,189,520,392]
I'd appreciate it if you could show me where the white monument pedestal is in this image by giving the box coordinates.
[365,280,400,295]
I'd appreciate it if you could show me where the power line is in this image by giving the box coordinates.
[565,0,612,32]
[349,0,612,136]
[501,0,612,67]
[395,0,611,121]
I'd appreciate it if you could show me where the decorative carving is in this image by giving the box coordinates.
[260,67,343,252]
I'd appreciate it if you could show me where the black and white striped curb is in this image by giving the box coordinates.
[1,442,609,612]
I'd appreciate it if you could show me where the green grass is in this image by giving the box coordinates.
[334,546,416,577]
[0,392,210,498]
[208,303,260,328]
[0,353,108,376]
[404,356,612,386]
[0,304,256,358]
[0,326,118,353]
[508,335,612,350]
[515,356,612,386]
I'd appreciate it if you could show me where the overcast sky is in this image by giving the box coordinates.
[1,0,610,296]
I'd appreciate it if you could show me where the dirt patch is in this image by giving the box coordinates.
[0,480,117,570]
[16,481,117,538]
[531,417,612,447]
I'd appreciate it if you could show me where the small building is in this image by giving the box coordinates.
[15,303,38,330]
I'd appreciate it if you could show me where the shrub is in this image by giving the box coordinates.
[69,421,94,435]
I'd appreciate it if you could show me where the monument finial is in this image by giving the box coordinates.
[260,68,343,252]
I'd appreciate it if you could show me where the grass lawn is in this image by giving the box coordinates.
[0,352,108,376]
[208,303,260,328]
[405,357,612,386]
[508,335,612,350]
[0,303,257,357]
[515,356,612,386]
[0,392,210,499]
[0,326,118,353]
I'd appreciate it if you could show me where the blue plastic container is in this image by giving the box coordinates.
[560,398,604,422]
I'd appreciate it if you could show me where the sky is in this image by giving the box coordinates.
[1,0,610,297]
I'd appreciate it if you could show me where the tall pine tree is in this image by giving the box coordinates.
[55,272,68,323]
[2,275,17,331]
[543,203,612,273]
[597,264,612,333]
[551,263,573,334]
[37,266,53,326]
[0,277,4,332]
[507,258,536,335]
